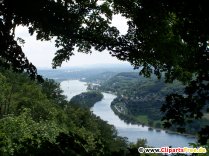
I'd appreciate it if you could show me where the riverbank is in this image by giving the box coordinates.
[111,102,196,139]
[92,92,196,147]
[60,80,196,147]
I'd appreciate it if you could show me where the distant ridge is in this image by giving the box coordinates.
[37,63,133,70]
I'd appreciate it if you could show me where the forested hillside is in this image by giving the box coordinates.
[99,72,209,134]
[0,69,155,156]
[1,0,209,152]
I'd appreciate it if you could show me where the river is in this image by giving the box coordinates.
[61,80,196,147]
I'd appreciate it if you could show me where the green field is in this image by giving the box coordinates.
[135,115,148,124]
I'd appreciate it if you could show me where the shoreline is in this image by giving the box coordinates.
[111,102,196,139]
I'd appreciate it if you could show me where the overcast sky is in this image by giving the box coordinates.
[15,15,129,69]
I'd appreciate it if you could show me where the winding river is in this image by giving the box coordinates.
[61,80,196,147]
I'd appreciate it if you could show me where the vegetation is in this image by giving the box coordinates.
[1,0,209,147]
[1,0,119,79]
[110,1,209,145]
[70,91,103,108]
[0,69,143,155]
[98,72,180,126]
[99,72,209,135]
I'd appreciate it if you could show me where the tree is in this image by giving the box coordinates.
[0,0,117,78]
[0,69,131,155]
[108,0,209,144]
[1,0,209,144]
[41,79,67,106]
[0,108,64,155]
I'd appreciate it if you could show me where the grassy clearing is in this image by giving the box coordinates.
[135,115,148,124]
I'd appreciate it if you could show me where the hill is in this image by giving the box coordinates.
[0,69,143,155]
[98,72,208,134]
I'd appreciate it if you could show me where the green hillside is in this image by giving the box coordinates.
[99,72,208,134]
[0,69,150,156]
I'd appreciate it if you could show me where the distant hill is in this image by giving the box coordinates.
[38,64,136,82]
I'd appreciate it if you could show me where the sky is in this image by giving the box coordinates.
[15,15,129,69]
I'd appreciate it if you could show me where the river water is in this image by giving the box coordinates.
[61,80,196,147]
[61,80,88,100]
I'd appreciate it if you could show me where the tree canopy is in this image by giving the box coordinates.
[1,0,209,144]
[0,0,117,77]
[111,0,209,144]
[0,69,132,155]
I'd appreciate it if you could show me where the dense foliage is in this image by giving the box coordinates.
[0,69,142,156]
[0,0,117,78]
[70,91,103,108]
[1,0,209,146]
[107,0,209,144]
